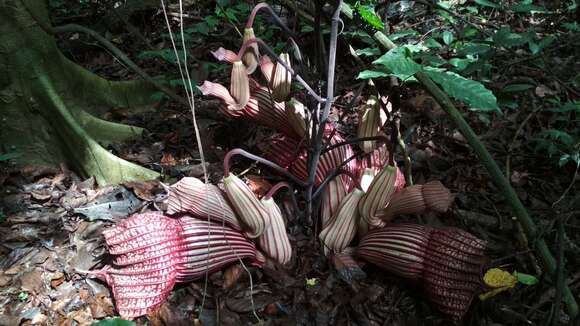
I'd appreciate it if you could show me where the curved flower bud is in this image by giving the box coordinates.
[359,167,377,192]
[166,177,241,231]
[378,185,427,222]
[257,197,292,265]
[223,174,270,238]
[269,52,292,102]
[285,98,309,139]
[358,165,397,228]
[230,61,250,109]
[357,96,382,153]
[211,47,238,64]
[319,188,365,256]
[422,181,453,212]
[320,176,347,229]
[357,224,486,320]
[242,28,259,74]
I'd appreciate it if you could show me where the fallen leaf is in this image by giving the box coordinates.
[160,152,177,167]
[246,175,272,197]
[223,264,243,289]
[50,271,65,289]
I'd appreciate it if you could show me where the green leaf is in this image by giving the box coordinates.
[562,22,579,32]
[356,69,390,80]
[449,56,478,71]
[474,0,499,8]
[0,152,19,161]
[546,102,580,113]
[355,3,384,30]
[493,27,530,48]
[539,130,575,146]
[442,31,454,45]
[512,271,539,286]
[355,47,381,57]
[373,47,422,80]
[510,3,547,13]
[502,84,534,93]
[424,37,443,49]
[138,49,186,64]
[390,29,420,41]
[456,43,492,56]
[91,318,136,326]
[18,292,28,302]
[424,68,500,112]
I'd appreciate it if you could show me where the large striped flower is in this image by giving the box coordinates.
[95,212,264,318]
[357,224,486,320]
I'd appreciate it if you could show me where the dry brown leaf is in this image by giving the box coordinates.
[50,272,65,289]
[223,264,243,289]
[160,152,177,167]
[245,175,272,197]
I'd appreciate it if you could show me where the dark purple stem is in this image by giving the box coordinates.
[264,182,291,199]
[306,0,343,221]
[223,148,307,187]
[245,2,297,39]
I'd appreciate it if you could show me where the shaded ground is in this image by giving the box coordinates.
[1,1,580,325]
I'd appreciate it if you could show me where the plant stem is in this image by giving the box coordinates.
[306,0,343,225]
[223,148,307,187]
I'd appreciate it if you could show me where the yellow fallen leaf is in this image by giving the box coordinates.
[305,278,318,287]
[479,268,518,301]
[483,268,518,288]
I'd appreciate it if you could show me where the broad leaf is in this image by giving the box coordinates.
[355,47,381,57]
[493,27,529,48]
[92,318,136,326]
[373,47,422,80]
[424,69,500,112]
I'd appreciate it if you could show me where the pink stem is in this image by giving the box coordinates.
[264,182,291,199]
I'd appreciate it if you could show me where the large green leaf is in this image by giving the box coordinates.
[424,68,500,112]
[373,47,422,80]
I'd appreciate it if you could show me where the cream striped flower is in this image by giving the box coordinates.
[223,174,270,238]
[257,197,292,265]
[319,188,364,256]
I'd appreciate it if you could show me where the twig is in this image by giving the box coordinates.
[305,0,343,223]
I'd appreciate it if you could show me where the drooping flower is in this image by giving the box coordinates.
[357,96,384,153]
[95,213,263,318]
[223,173,270,238]
[166,177,241,230]
[319,188,365,256]
[269,52,292,102]
[379,181,453,222]
[357,224,486,320]
[358,165,398,228]
[242,28,259,74]
[230,61,250,109]
[257,197,292,264]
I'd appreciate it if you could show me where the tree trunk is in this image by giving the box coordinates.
[0,0,159,185]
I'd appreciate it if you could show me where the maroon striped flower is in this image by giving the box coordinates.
[199,80,297,138]
[95,212,263,318]
[357,224,486,320]
[379,181,453,222]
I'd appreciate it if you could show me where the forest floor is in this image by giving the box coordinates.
[1,1,579,325]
